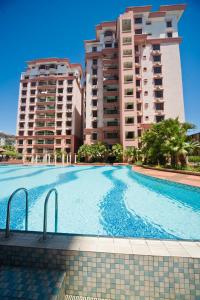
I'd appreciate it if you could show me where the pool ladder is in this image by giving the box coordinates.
[4,187,58,240]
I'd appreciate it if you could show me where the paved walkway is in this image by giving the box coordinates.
[133,166,200,187]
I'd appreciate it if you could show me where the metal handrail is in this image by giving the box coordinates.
[5,188,28,238]
[43,188,58,240]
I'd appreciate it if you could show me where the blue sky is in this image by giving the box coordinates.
[0,0,199,134]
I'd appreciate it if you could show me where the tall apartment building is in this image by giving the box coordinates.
[16,58,83,162]
[84,4,185,148]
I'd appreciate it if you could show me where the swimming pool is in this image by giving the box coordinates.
[0,165,199,240]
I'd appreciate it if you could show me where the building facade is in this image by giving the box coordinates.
[16,58,83,162]
[84,4,185,148]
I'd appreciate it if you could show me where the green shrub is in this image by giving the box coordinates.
[188,156,200,163]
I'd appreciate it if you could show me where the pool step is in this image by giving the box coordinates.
[0,265,66,300]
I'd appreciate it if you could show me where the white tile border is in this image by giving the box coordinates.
[0,231,200,258]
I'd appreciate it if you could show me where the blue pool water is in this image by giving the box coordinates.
[0,165,199,240]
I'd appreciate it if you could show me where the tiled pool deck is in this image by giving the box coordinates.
[0,231,200,299]
[133,166,200,188]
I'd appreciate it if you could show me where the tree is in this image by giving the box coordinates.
[124,147,138,163]
[141,118,199,167]
[78,143,109,162]
[112,144,123,162]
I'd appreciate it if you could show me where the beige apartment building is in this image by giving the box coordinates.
[84,4,185,148]
[16,58,83,162]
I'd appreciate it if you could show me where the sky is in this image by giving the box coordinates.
[0,0,199,134]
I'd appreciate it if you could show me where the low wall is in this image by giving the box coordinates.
[0,232,200,299]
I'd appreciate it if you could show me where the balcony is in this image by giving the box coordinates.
[151,49,161,55]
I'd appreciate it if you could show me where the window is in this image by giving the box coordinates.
[31,90,36,95]
[123,49,132,57]
[23,83,27,88]
[21,98,26,104]
[166,20,172,28]
[92,121,97,128]
[137,103,142,111]
[125,102,134,110]
[31,82,36,87]
[134,17,142,24]
[66,130,71,135]
[92,110,97,117]
[57,113,62,118]
[153,55,161,62]
[144,91,148,96]
[122,37,132,45]
[92,132,97,140]
[135,67,140,75]
[143,55,146,60]
[135,28,142,35]
[167,32,173,38]
[153,66,162,74]
[67,112,72,118]
[66,121,72,126]
[125,131,135,139]
[22,91,27,95]
[145,116,149,121]
[136,91,141,99]
[58,80,63,85]
[123,62,132,69]
[144,79,148,84]
[105,132,118,139]
[155,90,163,98]
[92,99,97,106]
[67,87,73,93]
[154,78,163,85]
[125,88,133,96]
[67,104,72,109]
[135,45,139,52]
[137,116,142,123]
[58,88,63,93]
[104,30,113,37]
[136,79,140,87]
[68,80,73,85]
[135,56,139,63]
[66,139,71,144]
[67,95,72,101]
[92,89,97,96]
[105,43,112,48]
[56,139,61,144]
[152,44,160,51]
[146,21,151,25]
[143,67,147,72]
[58,96,63,102]
[18,140,23,145]
[30,97,35,103]
[92,46,97,52]
[57,104,63,110]
[156,115,164,123]
[124,75,133,83]
[155,103,164,110]
[92,59,97,65]
[92,68,97,75]
[122,19,131,32]
[125,117,134,124]
[92,78,97,85]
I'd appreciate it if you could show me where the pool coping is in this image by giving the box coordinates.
[133,165,200,188]
[0,231,199,258]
